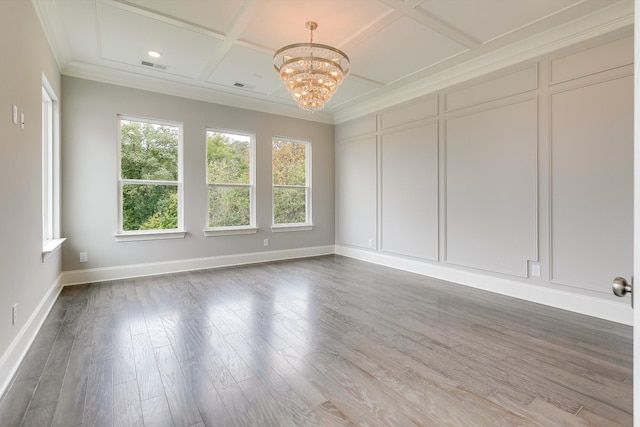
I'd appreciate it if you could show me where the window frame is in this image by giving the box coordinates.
[271,136,313,232]
[204,127,257,237]
[41,75,65,260]
[115,115,185,242]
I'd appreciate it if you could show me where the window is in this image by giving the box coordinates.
[42,76,64,259]
[205,129,256,236]
[116,116,184,241]
[272,137,312,230]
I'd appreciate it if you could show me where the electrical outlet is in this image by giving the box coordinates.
[12,303,17,326]
[263,239,269,247]
[79,252,88,263]
[368,238,373,247]
[531,264,541,277]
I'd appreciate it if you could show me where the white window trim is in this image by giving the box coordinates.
[42,238,66,262]
[203,128,256,235]
[114,230,186,242]
[271,137,313,229]
[116,115,185,240]
[42,75,64,261]
[271,224,313,232]
[203,226,258,237]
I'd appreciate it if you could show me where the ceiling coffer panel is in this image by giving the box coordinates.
[419,0,583,43]
[239,0,393,50]
[349,16,468,85]
[97,1,224,79]
[120,0,245,34]
[206,45,283,95]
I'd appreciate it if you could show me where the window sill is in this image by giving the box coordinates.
[271,224,314,233]
[42,238,66,262]
[114,230,186,242]
[203,227,258,237]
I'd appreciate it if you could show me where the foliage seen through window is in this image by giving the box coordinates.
[120,119,180,231]
[272,139,309,225]
[207,131,253,228]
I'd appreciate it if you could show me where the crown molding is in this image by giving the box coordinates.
[31,0,72,71]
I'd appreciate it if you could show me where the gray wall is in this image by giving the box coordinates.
[61,77,335,271]
[0,1,62,363]
[335,33,633,303]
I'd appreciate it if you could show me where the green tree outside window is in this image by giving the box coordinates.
[206,131,253,228]
[119,119,180,231]
[272,138,310,225]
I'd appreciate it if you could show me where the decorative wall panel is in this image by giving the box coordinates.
[550,36,633,85]
[381,123,439,260]
[445,66,538,112]
[550,75,633,291]
[335,114,377,141]
[380,96,438,129]
[336,137,378,248]
[445,99,537,276]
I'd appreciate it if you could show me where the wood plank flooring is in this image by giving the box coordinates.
[0,255,632,426]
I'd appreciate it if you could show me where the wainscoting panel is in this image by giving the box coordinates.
[336,137,378,248]
[445,65,538,112]
[550,75,633,292]
[335,114,377,141]
[381,122,439,260]
[380,95,438,129]
[550,36,633,85]
[445,99,538,276]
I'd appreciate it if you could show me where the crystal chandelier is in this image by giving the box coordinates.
[273,21,350,113]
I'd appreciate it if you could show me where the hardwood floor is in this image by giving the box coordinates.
[0,255,632,426]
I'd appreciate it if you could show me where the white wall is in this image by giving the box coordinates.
[335,31,634,324]
[0,0,62,394]
[60,77,335,279]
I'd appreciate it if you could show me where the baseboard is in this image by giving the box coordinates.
[335,245,633,326]
[0,275,63,399]
[61,245,336,286]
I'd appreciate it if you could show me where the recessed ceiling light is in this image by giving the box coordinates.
[148,50,162,58]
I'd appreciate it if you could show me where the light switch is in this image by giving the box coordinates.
[12,104,17,124]
[20,112,24,129]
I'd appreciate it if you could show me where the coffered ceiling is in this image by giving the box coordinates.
[33,0,633,123]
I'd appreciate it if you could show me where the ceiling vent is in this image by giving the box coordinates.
[233,82,255,90]
[140,60,167,71]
